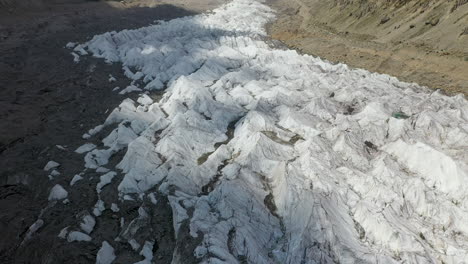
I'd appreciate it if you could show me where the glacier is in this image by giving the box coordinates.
[63,0,468,263]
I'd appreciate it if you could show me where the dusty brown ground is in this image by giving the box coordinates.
[0,0,224,263]
[266,0,468,96]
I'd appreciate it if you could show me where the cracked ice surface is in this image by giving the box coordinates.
[72,0,468,263]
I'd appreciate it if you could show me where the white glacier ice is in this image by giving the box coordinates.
[68,0,468,263]
[133,241,154,264]
[48,169,60,180]
[96,241,116,264]
[56,145,67,150]
[96,167,111,173]
[67,231,92,242]
[119,85,142,95]
[58,226,69,239]
[48,184,68,201]
[96,171,117,194]
[109,74,117,83]
[71,52,80,63]
[93,199,106,217]
[21,219,44,244]
[111,203,120,212]
[75,143,97,154]
[49,170,60,177]
[43,160,60,171]
[80,214,96,234]
[66,42,77,49]
[70,174,84,186]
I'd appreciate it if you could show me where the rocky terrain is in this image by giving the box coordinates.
[0,0,224,263]
[267,0,468,96]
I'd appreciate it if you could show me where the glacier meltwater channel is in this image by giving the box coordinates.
[59,0,468,263]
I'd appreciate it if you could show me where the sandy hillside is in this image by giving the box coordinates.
[267,0,468,96]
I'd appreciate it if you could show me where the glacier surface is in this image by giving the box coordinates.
[66,0,468,263]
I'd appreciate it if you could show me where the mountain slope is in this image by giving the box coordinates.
[268,0,468,96]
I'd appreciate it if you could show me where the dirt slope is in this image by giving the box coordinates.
[267,0,468,96]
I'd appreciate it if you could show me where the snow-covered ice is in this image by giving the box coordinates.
[65,0,468,263]
[96,167,110,173]
[111,203,120,212]
[58,226,69,239]
[108,74,117,83]
[96,241,116,264]
[96,171,116,194]
[70,174,83,186]
[50,170,60,177]
[67,231,92,242]
[48,169,60,180]
[43,160,60,171]
[133,241,154,264]
[128,239,140,251]
[48,184,68,201]
[80,214,96,234]
[56,144,67,150]
[22,219,44,244]
[119,85,142,95]
[71,52,80,63]
[93,199,105,216]
[66,42,77,49]
[75,143,97,154]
